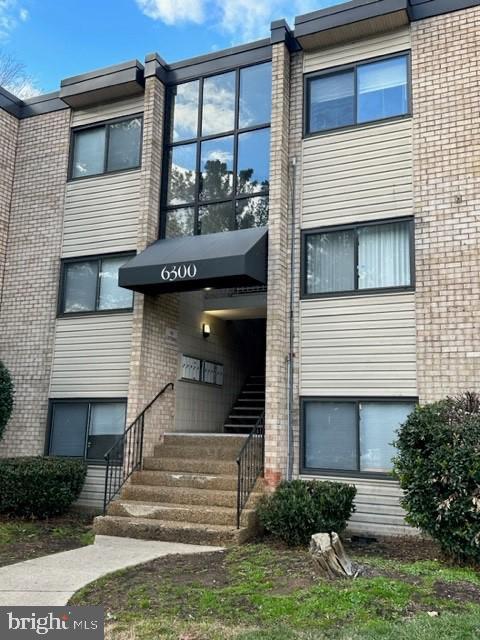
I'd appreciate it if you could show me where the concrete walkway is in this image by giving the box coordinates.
[0,535,222,606]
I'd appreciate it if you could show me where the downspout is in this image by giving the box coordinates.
[286,155,297,481]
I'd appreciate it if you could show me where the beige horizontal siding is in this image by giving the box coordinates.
[63,171,140,256]
[300,292,417,396]
[300,474,416,536]
[50,314,132,397]
[71,95,144,127]
[76,465,106,510]
[304,27,411,73]
[302,119,413,228]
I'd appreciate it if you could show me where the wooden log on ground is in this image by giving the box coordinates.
[309,532,353,578]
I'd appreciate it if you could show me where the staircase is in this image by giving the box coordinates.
[94,433,264,546]
[224,374,265,434]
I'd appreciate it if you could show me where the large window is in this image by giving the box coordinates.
[70,116,142,179]
[48,400,126,462]
[302,399,415,474]
[59,253,134,315]
[164,62,272,238]
[303,218,413,297]
[306,54,409,134]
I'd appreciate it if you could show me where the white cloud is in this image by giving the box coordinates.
[5,77,41,99]
[135,0,205,25]
[0,0,29,41]
[135,0,346,43]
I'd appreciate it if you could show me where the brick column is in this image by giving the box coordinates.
[264,40,291,487]
[412,7,480,402]
[0,109,70,456]
[127,69,179,457]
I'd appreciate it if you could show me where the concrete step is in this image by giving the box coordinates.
[131,470,237,491]
[107,500,256,528]
[143,456,237,475]
[153,443,242,460]
[121,483,263,509]
[94,515,253,546]
[163,433,247,448]
[224,426,255,434]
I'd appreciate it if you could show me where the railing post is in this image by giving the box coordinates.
[236,458,241,529]
[103,456,110,515]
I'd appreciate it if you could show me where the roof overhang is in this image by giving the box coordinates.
[294,0,409,50]
[119,228,268,295]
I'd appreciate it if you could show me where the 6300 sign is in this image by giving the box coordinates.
[160,263,198,282]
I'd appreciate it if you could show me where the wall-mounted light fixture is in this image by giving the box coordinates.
[202,323,211,339]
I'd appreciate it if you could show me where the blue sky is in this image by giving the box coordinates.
[0,0,344,96]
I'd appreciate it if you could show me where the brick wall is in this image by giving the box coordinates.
[0,109,70,456]
[412,7,480,402]
[0,108,18,310]
[126,75,179,456]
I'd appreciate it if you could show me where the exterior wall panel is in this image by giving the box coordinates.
[300,293,417,396]
[77,465,106,510]
[71,96,144,127]
[50,314,132,397]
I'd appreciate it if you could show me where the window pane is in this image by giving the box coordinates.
[200,136,234,201]
[171,80,199,142]
[360,402,414,472]
[199,202,234,235]
[165,207,195,238]
[72,127,106,178]
[107,118,142,172]
[98,257,133,310]
[358,56,408,123]
[358,221,411,289]
[63,261,98,313]
[236,196,269,229]
[306,230,355,294]
[304,402,357,471]
[87,402,126,461]
[237,129,270,195]
[309,71,355,132]
[167,143,197,205]
[239,63,272,128]
[49,403,88,457]
[202,72,236,136]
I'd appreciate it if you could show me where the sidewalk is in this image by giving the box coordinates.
[0,535,222,606]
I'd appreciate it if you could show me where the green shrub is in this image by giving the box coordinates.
[257,479,356,547]
[0,361,14,442]
[0,457,87,518]
[394,392,480,563]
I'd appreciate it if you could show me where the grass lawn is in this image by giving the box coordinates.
[71,538,480,640]
[0,512,94,567]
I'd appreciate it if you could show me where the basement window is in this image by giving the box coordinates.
[59,253,134,315]
[70,115,142,179]
[301,399,416,476]
[48,400,126,462]
[306,53,410,135]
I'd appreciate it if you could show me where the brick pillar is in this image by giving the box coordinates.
[412,7,480,402]
[127,71,179,457]
[264,41,291,487]
[0,109,70,456]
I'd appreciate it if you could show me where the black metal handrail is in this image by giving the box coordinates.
[103,382,174,514]
[236,411,265,529]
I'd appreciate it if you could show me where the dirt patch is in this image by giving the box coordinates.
[433,579,480,604]
[345,535,442,563]
[0,512,94,567]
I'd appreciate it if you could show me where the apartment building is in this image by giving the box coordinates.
[0,0,479,543]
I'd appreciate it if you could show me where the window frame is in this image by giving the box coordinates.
[68,113,144,181]
[300,396,418,479]
[160,60,272,238]
[301,216,415,300]
[58,251,136,318]
[304,51,412,137]
[45,398,128,465]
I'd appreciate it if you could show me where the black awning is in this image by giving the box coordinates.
[119,227,268,294]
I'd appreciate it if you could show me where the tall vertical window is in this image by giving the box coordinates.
[306,53,409,134]
[164,62,272,238]
[303,218,413,297]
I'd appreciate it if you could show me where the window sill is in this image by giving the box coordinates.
[301,285,415,301]
[304,113,412,140]
[67,166,141,183]
[57,308,134,319]
[300,469,397,482]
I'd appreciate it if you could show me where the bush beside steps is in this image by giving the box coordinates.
[0,457,87,518]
